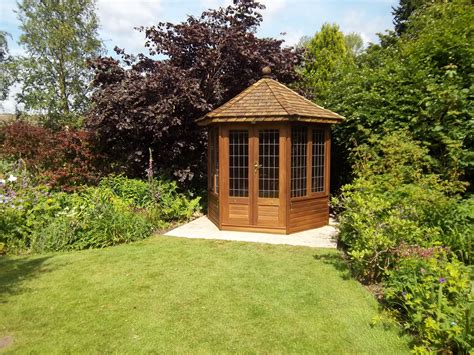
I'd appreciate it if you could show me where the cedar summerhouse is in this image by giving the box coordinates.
[197,68,343,234]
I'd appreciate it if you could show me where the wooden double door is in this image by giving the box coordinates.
[220,125,287,231]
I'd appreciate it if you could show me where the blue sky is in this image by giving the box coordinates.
[0,0,397,112]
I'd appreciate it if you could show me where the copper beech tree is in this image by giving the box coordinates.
[86,1,302,188]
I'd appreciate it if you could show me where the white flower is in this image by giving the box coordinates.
[7,175,17,182]
[0,179,5,185]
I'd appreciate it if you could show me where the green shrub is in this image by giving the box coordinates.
[336,132,473,353]
[336,132,471,283]
[1,169,201,254]
[100,175,201,224]
[100,175,154,207]
[31,187,153,252]
[384,246,473,353]
[0,161,64,253]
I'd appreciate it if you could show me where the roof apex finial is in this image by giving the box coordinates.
[262,66,272,78]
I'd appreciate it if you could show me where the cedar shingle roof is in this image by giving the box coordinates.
[197,78,343,125]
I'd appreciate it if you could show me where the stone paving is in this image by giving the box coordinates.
[164,216,338,248]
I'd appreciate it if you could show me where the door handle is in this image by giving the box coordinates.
[253,161,262,173]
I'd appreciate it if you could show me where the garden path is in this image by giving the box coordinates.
[164,216,338,248]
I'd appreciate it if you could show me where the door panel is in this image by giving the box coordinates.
[225,129,250,225]
[223,125,285,228]
[255,128,284,227]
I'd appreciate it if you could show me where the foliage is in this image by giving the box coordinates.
[326,0,474,187]
[99,175,201,225]
[336,132,471,283]
[86,0,303,188]
[12,0,103,126]
[335,131,473,353]
[31,186,153,253]
[0,31,13,104]
[0,121,102,190]
[300,23,352,101]
[0,31,8,61]
[392,0,432,36]
[344,32,364,58]
[384,246,473,353]
[0,165,200,254]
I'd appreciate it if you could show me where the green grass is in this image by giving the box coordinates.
[0,237,410,353]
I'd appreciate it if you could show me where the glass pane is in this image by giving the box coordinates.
[291,127,307,198]
[312,129,325,193]
[229,130,249,197]
[259,130,279,198]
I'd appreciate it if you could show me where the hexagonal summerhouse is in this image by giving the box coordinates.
[197,69,343,234]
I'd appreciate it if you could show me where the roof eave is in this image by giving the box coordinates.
[196,114,343,126]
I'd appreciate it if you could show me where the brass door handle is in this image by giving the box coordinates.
[254,161,262,173]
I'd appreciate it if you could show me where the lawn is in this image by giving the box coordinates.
[0,237,411,353]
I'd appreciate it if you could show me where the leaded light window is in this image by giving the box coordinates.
[291,127,307,197]
[311,129,325,193]
[229,130,249,197]
[259,129,279,198]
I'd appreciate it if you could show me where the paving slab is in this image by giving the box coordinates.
[164,216,338,248]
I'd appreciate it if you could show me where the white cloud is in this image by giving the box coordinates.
[97,0,162,54]
[279,27,304,47]
[199,0,233,10]
[340,8,393,44]
[1,83,23,114]
[259,0,287,21]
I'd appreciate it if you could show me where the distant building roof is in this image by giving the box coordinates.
[197,77,343,126]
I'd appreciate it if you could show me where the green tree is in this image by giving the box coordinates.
[13,0,103,126]
[302,23,348,101]
[326,0,473,188]
[344,32,363,58]
[0,31,12,104]
[392,0,430,36]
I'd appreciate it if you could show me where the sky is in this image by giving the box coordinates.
[0,0,397,113]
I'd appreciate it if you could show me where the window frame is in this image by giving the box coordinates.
[290,124,329,201]
[208,126,219,195]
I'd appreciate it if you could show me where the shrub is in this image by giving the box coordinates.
[31,187,153,252]
[0,161,61,253]
[336,132,473,353]
[384,246,473,353]
[336,132,470,283]
[100,175,201,223]
[0,167,200,254]
[0,121,102,190]
[100,175,154,207]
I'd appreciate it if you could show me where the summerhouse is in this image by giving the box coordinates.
[197,67,343,234]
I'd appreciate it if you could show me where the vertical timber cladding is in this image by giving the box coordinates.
[288,125,331,233]
[207,127,220,226]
